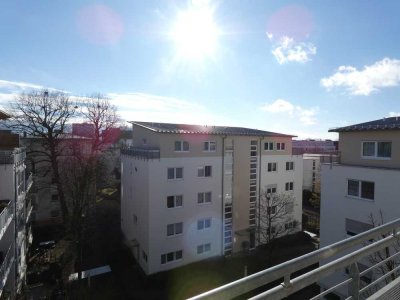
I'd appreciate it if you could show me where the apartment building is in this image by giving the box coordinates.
[319,116,400,298]
[0,111,32,297]
[121,122,302,274]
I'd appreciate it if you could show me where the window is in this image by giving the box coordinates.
[167,222,183,236]
[198,192,212,204]
[51,194,58,202]
[175,141,189,152]
[198,166,212,177]
[286,162,294,171]
[161,250,183,264]
[266,185,277,199]
[142,138,147,145]
[347,179,374,200]
[285,221,296,229]
[133,214,138,224]
[204,141,216,152]
[267,162,277,172]
[267,206,277,214]
[277,142,286,150]
[264,142,274,151]
[197,243,211,254]
[285,182,294,191]
[167,195,183,208]
[197,218,212,230]
[168,167,183,180]
[312,160,316,170]
[362,141,391,158]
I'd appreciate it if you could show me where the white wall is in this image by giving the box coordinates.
[320,163,400,298]
[147,156,223,274]
[260,155,303,233]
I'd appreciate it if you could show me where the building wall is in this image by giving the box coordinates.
[0,165,14,201]
[339,131,400,168]
[319,163,400,298]
[260,155,303,232]
[120,155,150,273]
[147,156,223,274]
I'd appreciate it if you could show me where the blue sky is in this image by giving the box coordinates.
[1,0,400,139]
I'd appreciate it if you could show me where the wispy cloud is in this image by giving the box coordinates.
[321,58,400,96]
[108,92,227,125]
[261,99,318,125]
[0,79,45,91]
[267,34,316,64]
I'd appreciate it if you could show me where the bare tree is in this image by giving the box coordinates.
[81,94,120,155]
[367,211,400,283]
[8,89,77,225]
[257,190,299,245]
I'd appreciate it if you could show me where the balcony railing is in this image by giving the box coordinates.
[121,147,160,160]
[0,242,15,291]
[0,201,13,241]
[26,173,33,193]
[189,218,400,300]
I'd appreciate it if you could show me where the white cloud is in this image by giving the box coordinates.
[268,35,316,64]
[388,112,400,117]
[321,58,400,96]
[260,99,294,114]
[261,99,318,125]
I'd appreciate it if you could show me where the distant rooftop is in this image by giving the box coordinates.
[329,117,400,132]
[0,110,10,120]
[130,121,296,137]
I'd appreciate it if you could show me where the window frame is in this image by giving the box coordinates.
[197,192,212,204]
[264,142,274,151]
[267,162,277,172]
[276,142,286,151]
[167,222,183,237]
[203,141,217,152]
[167,195,183,208]
[197,218,212,230]
[285,182,294,191]
[174,140,190,152]
[286,161,294,171]
[167,167,184,180]
[198,165,212,178]
[347,179,375,201]
[361,141,392,160]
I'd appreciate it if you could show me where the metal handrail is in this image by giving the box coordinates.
[0,201,13,240]
[121,147,160,159]
[0,242,15,289]
[189,218,400,300]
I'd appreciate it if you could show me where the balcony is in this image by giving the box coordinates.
[0,242,15,293]
[0,201,13,241]
[121,147,160,160]
[26,173,33,193]
[189,218,400,300]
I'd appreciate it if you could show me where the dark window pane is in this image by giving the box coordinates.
[361,181,374,200]
[176,250,183,259]
[363,142,375,156]
[176,168,183,179]
[167,252,174,262]
[167,196,174,208]
[205,166,212,177]
[174,141,181,151]
[378,142,391,158]
[348,180,359,196]
[183,141,189,151]
[168,168,174,179]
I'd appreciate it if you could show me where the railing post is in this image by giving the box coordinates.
[349,263,360,299]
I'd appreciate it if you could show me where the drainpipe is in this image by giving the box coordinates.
[257,137,264,245]
[221,135,226,255]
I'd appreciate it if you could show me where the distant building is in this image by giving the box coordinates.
[320,117,400,298]
[72,123,94,138]
[121,122,303,274]
[292,139,337,155]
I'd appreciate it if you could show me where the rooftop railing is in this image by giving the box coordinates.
[121,147,160,160]
[189,217,400,300]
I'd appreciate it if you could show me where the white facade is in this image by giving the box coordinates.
[121,123,303,275]
[121,155,223,274]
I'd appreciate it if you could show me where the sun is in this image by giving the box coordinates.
[170,4,221,61]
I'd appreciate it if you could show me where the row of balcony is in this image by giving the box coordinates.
[190,217,400,300]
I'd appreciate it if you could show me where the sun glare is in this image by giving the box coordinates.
[170,4,221,61]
